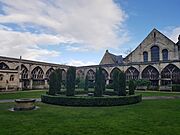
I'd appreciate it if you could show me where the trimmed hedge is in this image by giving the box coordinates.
[172,84,180,92]
[41,94,142,106]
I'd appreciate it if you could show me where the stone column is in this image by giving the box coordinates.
[44,79,48,89]
[106,79,109,85]
[30,79,33,89]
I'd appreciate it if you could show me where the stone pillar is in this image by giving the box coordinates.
[30,79,33,89]
[5,80,8,91]
[106,79,109,85]
[44,79,48,89]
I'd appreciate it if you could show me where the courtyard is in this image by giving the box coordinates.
[0,90,180,135]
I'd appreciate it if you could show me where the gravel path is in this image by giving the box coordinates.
[0,96,180,103]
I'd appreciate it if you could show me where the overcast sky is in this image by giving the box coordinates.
[0,0,179,66]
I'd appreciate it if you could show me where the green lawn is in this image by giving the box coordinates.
[0,90,47,100]
[136,91,180,97]
[0,89,180,100]
[0,99,180,135]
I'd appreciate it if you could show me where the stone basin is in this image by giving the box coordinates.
[14,98,36,111]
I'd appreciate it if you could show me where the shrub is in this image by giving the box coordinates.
[94,67,104,97]
[118,71,126,96]
[135,79,151,87]
[55,68,62,93]
[129,80,135,95]
[66,66,76,96]
[172,84,180,92]
[41,94,142,106]
[113,68,120,92]
[106,83,113,89]
[48,71,57,95]
[84,75,89,91]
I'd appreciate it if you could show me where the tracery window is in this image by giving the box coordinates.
[161,64,180,85]
[86,69,95,81]
[21,65,28,79]
[125,67,139,80]
[0,62,9,70]
[31,66,44,79]
[45,68,54,79]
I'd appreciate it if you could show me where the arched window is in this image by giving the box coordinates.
[125,67,139,80]
[161,64,180,85]
[10,75,14,81]
[151,46,159,62]
[162,49,168,61]
[143,51,148,62]
[31,66,44,79]
[21,65,28,79]
[142,65,159,86]
[86,69,95,81]
[45,68,54,79]
[0,62,9,70]
[76,70,84,80]
[0,74,4,81]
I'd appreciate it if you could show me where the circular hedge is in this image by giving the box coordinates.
[41,94,142,106]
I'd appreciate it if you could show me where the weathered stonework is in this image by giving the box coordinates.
[0,28,180,91]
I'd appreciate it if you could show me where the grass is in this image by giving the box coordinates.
[0,90,47,100]
[0,89,180,100]
[136,91,180,97]
[0,99,180,135]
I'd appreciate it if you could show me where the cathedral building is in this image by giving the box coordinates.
[0,28,180,91]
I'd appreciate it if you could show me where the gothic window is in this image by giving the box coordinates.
[76,70,84,80]
[142,65,159,86]
[10,75,14,81]
[0,62,9,70]
[143,51,148,62]
[142,65,159,80]
[151,46,159,62]
[21,65,28,79]
[31,66,44,79]
[162,49,168,61]
[161,64,180,85]
[86,69,95,81]
[45,68,54,79]
[0,74,4,81]
[125,67,139,80]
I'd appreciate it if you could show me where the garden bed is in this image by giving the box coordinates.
[41,94,142,106]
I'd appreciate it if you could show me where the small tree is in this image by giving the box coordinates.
[84,75,89,91]
[102,74,106,92]
[75,77,80,88]
[94,67,103,97]
[48,71,57,95]
[118,71,126,96]
[66,66,76,96]
[55,68,62,93]
[129,80,135,95]
[113,68,120,92]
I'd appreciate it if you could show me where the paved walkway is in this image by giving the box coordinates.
[0,96,180,103]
